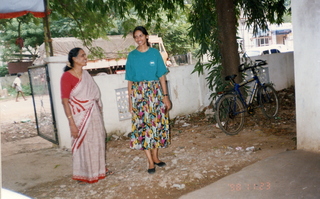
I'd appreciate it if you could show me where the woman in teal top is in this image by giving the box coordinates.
[125,26,172,174]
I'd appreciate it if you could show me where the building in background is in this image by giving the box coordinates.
[238,20,293,54]
[33,34,168,76]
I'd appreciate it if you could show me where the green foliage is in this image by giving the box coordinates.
[0,0,186,61]
[0,14,44,62]
[206,63,228,100]
[49,0,117,58]
[5,83,31,99]
[0,0,289,103]
[123,6,192,56]
[21,83,31,96]
[50,0,115,40]
[159,10,193,56]
[188,0,223,100]
[112,0,184,23]
[283,0,292,22]
[162,26,191,55]
[188,0,219,60]
[237,0,287,34]
[104,5,193,56]
[0,65,8,77]
[48,0,184,58]
[50,17,76,37]
[188,0,288,101]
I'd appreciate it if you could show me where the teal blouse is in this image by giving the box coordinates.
[125,47,168,82]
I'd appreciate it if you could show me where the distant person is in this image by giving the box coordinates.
[125,26,172,174]
[13,74,26,102]
[166,57,172,67]
[60,47,113,185]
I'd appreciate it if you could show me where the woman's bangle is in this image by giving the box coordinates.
[67,115,72,119]
[163,94,169,96]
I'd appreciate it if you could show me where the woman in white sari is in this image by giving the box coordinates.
[60,48,112,184]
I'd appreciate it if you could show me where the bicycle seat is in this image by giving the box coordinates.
[225,74,237,81]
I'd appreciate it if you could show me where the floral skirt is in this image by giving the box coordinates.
[129,81,170,150]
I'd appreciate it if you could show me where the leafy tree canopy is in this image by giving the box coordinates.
[49,0,184,45]
[0,0,290,96]
[188,0,289,98]
[0,14,44,62]
[0,0,186,65]
[113,6,192,56]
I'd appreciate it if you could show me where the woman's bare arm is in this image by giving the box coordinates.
[159,75,172,112]
[62,98,79,138]
[128,81,133,113]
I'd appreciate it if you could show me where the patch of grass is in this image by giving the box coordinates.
[105,135,112,143]
[1,84,31,101]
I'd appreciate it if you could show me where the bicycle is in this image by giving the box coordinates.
[214,59,279,135]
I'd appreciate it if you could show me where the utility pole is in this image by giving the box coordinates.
[43,0,53,57]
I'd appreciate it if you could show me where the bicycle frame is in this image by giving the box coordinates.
[214,59,279,135]
[235,72,263,109]
[217,66,265,115]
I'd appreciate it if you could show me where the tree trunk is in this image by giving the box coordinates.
[215,0,241,83]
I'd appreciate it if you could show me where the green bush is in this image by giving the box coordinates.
[0,66,9,77]
[3,83,31,100]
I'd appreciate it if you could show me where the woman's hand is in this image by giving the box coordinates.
[159,75,171,113]
[128,81,133,114]
[70,123,79,138]
[61,98,79,138]
[129,102,133,114]
[163,96,172,113]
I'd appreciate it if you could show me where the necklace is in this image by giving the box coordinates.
[73,69,81,79]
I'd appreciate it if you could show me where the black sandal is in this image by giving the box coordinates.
[147,168,156,174]
[154,162,166,167]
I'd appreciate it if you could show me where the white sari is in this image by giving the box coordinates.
[69,70,106,183]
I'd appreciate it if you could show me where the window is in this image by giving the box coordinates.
[257,37,269,47]
[262,50,269,55]
[270,49,280,54]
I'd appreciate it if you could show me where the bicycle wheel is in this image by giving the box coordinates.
[258,84,279,118]
[215,94,245,135]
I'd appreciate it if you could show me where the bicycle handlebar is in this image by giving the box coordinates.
[238,59,267,72]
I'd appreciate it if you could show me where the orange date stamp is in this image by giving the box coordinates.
[228,182,271,191]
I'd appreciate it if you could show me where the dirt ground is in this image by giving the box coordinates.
[1,86,296,199]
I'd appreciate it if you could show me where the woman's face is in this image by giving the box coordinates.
[73,49,87,67]
[134,30,148,47]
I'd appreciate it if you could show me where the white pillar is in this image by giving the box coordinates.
[292,0,320,152]
[46,56,72,149]
[0,134,2,195]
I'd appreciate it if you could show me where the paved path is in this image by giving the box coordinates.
[2,137,72,192]
[180,150,320,199]
[1,97,70,193]
[0,96,34,124]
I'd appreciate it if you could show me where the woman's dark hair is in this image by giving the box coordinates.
[133,26,150,47]
[64,47,82,72]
